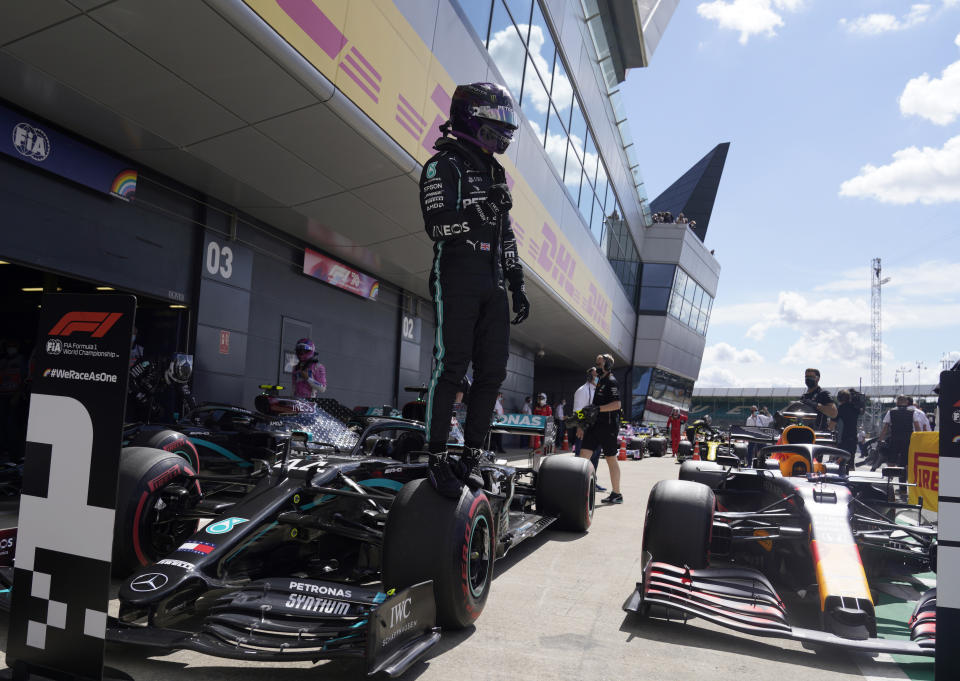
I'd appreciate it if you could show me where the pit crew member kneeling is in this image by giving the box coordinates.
[419,82,530,498]
[579,353,623,504]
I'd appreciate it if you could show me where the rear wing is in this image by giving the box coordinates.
[490,413,553,437]
[728,425,777,443]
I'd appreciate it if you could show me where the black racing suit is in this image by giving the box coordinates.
[887,406,914,483]
[420,136,523,450]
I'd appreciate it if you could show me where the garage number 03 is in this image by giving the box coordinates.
[205,240,233,280]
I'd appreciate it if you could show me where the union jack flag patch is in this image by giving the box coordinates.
[480,242,491,251]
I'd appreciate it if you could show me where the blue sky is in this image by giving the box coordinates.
[619,0,960,391]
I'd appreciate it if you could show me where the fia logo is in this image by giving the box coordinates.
[388,597,412,628]
[45,339,63,356]
[12,123,51,161]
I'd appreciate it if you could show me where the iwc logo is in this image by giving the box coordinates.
[12,122,51,161]
[45,338,63,356]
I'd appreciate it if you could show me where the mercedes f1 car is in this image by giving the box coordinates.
[623,417,936,658]
[100,399,595,675]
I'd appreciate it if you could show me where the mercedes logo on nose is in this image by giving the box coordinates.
[130,572,168,592]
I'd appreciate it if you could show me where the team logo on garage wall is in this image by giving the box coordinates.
[12,122,51,161]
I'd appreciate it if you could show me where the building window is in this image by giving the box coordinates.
[666,267,713,336]
[458,0,627,252]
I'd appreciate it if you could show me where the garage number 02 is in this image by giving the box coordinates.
[205,240,233,280]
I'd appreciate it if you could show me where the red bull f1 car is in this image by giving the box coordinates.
[623,420,936,658]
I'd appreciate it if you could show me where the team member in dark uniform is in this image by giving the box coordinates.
[579,353,623,504]
[879,394,916,492]
[419,82,530,496]
[801,368,837,430]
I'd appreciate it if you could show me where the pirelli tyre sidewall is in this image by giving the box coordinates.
[113,446,200,576]
[535,455,595,532]
[643,479,714,569]
[128,428,200,472]
[382,478,494,629]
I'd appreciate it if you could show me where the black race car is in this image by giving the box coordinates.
[103,399,595,675]
[623,421,936,658]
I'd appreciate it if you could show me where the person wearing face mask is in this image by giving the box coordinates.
[0,340,27,461]
[291,338,327,398]
[579,353,623,504]
[744,405,763,466]
[571,367,599,484]
[879,394,920,493]
[801,368,837,431]
[531,392,552,449]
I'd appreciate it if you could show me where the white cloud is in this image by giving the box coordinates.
[839,135,960,204]
[899,33,960,125]
[839,4,931,35]
[745,291,869,341]
[703,342,764,363]
[696,366,746,387]
[814,261,960,297]
[489,24,572,116]
[697,0,803,45]
[782,329,875,367]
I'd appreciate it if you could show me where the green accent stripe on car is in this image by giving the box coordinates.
[425,242,445,441]
[189,438,252,468]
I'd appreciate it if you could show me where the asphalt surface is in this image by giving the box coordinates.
[0,452,937,681]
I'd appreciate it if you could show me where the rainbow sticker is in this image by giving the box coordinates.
[110,169,138,201]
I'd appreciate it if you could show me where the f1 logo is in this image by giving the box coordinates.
[48,312,123,338]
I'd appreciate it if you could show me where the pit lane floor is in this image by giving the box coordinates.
[0,454,935,681]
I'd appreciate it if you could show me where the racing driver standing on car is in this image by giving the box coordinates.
[420,82,530,497]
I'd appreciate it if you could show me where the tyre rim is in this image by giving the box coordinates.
[467,514,491,598]
[587,476,596,518]
[144,479,196,558]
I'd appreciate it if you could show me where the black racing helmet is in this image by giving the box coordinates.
[448,82,519,154]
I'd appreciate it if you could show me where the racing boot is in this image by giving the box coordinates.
[460,447,486,492]
[427,450,466,499]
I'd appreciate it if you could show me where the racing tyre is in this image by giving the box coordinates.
[383,478,494,629]
[678,460,725,488]
[536,455,595,532]
[675,440,692,461]
[733,443,749,463]
[127,428,200,472]
[647,437,667,457]
[113,447,200,575]
[643,480,714,569]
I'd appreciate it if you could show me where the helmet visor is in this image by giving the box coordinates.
[471,104,518,130]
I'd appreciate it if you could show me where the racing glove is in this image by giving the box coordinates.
[506,271,529,325]
[487,183,512,211]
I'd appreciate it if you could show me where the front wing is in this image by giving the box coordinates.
[108,579,440,677]
[622,557,934,657]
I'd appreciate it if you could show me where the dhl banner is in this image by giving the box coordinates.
[242,0,613,339]
[908,431,939,511]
